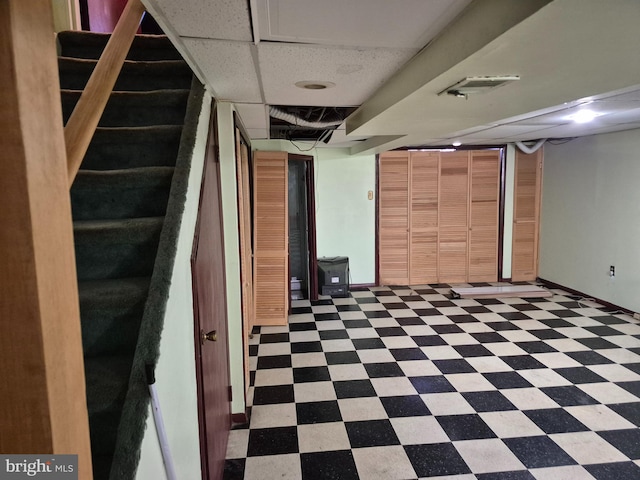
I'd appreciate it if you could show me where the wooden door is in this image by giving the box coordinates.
[253,151,288,325]
[191,121,231,480]
[512,148,543,281]
[379,151,410,285]
[468,150,500,282]
[235,130,253,392]
[438,151,469,283]
[409,152,439,284]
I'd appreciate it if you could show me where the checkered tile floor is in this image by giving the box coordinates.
[224,284,640,479]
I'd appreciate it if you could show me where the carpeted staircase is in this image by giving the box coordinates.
[58,31,202,480]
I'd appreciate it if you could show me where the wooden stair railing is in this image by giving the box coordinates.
[64,0,146,186]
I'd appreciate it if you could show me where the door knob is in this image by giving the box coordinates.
[201,330,218,343]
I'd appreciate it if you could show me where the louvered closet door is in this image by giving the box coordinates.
[409,152,439,284]
[512,148,542,281]
[253,151,288,325]
[468,150,500,282]
[379,152,409,285]
[438,151,469,284]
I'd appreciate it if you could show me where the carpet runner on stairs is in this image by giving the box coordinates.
[58,30,199,480]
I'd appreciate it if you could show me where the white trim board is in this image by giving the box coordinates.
[450,285,552,299]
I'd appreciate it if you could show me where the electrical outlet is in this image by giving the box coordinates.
[609,265,615,277]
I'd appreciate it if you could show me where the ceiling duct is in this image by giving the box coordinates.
[439,76,520,98]
[269,105,357,143]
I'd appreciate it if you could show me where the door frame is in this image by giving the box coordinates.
[288,153,318,302]
[191,104,231,479]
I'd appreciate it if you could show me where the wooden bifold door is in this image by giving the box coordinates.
[379,149,501,285]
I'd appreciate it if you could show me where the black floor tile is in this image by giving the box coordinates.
[333,379,377,399]
[345,419,400,447]
[617,381,640,398]
[591,315,628,325]
[313,312,340,321]
[223,458,245,480]
[622,363,640,375]
[390,348,427,361]
[540,385,599,406]
[289,322,317,332]
[433,359,476,374]
[524,408,589,434]
[260,333,290,343]
[598,429,640,459]
[461,391,517,412]
[291,341,323,354]
[300,450,359,480]
[319,329,349,340]
[291,306,312,314]
[293,366,331,383]
[549,309,582,318]
[247,426,298,456]
[249,345,258,357]
[515,341,558,354]
[365,310,392,319]
[477,298,505,305]
[464,306,493,314]
[296,400,342,424]
[400,295,424,302]
[364,362,405,378]
[412,335,447,346]
[476,471,535,480]
[577,337,620,350]
[436,414,497,440]
[566,351,614,365]
[449,314,479,323]
[252,385,295,405]
[342,319,372,329]
[413,308,441,316]
[487,322,521,331]
[396,317,425,326]
[513,304,542,312]
[503,436,577,468]
[256,355,292,370]
[538,318,575,328]
[375,326,406,336]
[410,375,456,394]
[380,395,430,417]
[472,332,508,343]
[325,351,360,365]
[336,304,362,312]
[530,329,567,340]
[404,443,471,477]
[355,297,379,304]
[585,462,640,480]
[431,300,456,308]
[483,371,533,389]
[499,312,531,321]
[432,324,465,334]
[385,302,409,310]
[609,402,640,426]
[555,367,607,384]
[351,338,385,350]
[500,355,547,370]
[454,344,494,357]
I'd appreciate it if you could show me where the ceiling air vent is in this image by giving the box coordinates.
[438,76,520,98]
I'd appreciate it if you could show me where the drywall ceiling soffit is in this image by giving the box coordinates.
[181,39,262,103]
[148,0,253,40]
[254,0,472,48]
[257,42,417,107]
[347,0,640,154]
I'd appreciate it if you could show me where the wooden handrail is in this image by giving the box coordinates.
[64,0,146,186]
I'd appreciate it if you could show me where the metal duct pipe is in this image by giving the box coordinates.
[269,106,344,129]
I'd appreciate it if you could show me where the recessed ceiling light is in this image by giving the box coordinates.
[567,109,600,123]
[452,141,462,147]
[295,81,336,90]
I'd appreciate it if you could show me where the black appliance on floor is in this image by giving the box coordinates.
[317,256,349,297]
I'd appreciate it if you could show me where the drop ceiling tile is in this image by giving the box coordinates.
[182,39,262,103]
[258,42,416,106]
[247,128,269,139]
[235,103,269,130]
[255,0,471,48]
[151,0,252,40]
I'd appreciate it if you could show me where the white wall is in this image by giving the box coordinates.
[251,141,377,285]
[540,129,640,313]
[136,92,212,479]
[502,144,516,279]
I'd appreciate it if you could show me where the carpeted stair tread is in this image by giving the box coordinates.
[71,167,175,220]
[84,354,132,463]
[58,57,192,91]
[79,277,150,357]
[82,126,182,170]
[61,89,189,127]
[74,217,164,281]
[58,31,183,61]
